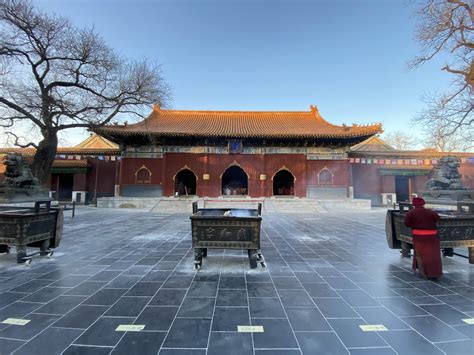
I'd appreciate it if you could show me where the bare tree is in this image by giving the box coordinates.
[383,130,418,150]
[0,0,170,183]
[410,0,473,137]
[422,121,474,151]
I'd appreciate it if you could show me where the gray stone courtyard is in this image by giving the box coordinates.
[0,207,473,355]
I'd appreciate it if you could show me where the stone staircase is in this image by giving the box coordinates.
[148,197,328,214]
[149,197,199,213]
[100,196,369,213]
[202,197,264,210]
[263,198,327,213]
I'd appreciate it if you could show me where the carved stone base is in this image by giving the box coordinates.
[0,187,51,203]
[421,190,474,205]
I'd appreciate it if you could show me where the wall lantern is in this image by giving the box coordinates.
[203,174,210,180]
[259,174,267,181]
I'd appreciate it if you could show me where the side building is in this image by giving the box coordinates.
[0,134,120,203]
[349,136,474,206]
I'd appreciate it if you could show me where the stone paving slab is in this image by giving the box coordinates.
[0,207,473,354]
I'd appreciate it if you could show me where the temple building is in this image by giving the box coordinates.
[350,136,474,205]
[1,104,473,206]
[96,104,382,199]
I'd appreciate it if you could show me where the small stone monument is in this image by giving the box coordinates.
[0,154,50,203]
[421,156,474,204]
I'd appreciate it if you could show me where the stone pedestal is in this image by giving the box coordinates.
[420,190,474,205]
[0,187,51,204]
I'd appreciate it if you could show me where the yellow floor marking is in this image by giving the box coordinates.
[462,318,474,325]
[359,324,388,332]
[2,318,30,326]
[237,325,264,333]
[116,324,145,332]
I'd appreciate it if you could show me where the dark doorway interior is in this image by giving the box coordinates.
[395,176,410,202]
[273,170,295,195]
[222,166,248,195]
[175,169,197,196]
[57,174,74,201]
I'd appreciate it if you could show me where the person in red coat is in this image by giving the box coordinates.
[404,197,442,279]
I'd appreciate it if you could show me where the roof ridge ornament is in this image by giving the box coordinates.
[153,103,161,111]
[309,105,319,115]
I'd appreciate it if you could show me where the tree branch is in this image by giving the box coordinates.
[6,131,39,149]
[0,97,46,129]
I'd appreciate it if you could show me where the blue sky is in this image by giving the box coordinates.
[30,0,451,145]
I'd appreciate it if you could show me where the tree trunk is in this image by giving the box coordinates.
[31,131,58,186]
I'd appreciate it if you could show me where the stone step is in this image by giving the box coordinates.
[150,197,198,213]
[263,198,325,213]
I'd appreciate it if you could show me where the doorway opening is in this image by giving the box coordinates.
[54,173,74,201]
[395,176,410,202]
[174,169,197,196]
[222,166,248,195]
[273,170,295,196]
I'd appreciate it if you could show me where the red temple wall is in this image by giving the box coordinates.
[413,175,428,193]
[120,157,163,185]
[381,175,395,193]
[460,163,474,189]
[161,153,277,197]
[86,159,118,196]
[118,154,351,197]
[306,160,350,186]
[352,164,381,196]
[73,173,87,191]
[149,153,348,197]
[262,154,307,197]
[117,155,474,199]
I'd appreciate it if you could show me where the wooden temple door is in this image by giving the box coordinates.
[395,176,410,203]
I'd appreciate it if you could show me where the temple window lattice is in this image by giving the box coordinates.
[135,165,152,184]
[318,168,334,185]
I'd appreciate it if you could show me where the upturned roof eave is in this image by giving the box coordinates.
[96,128,382,140]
